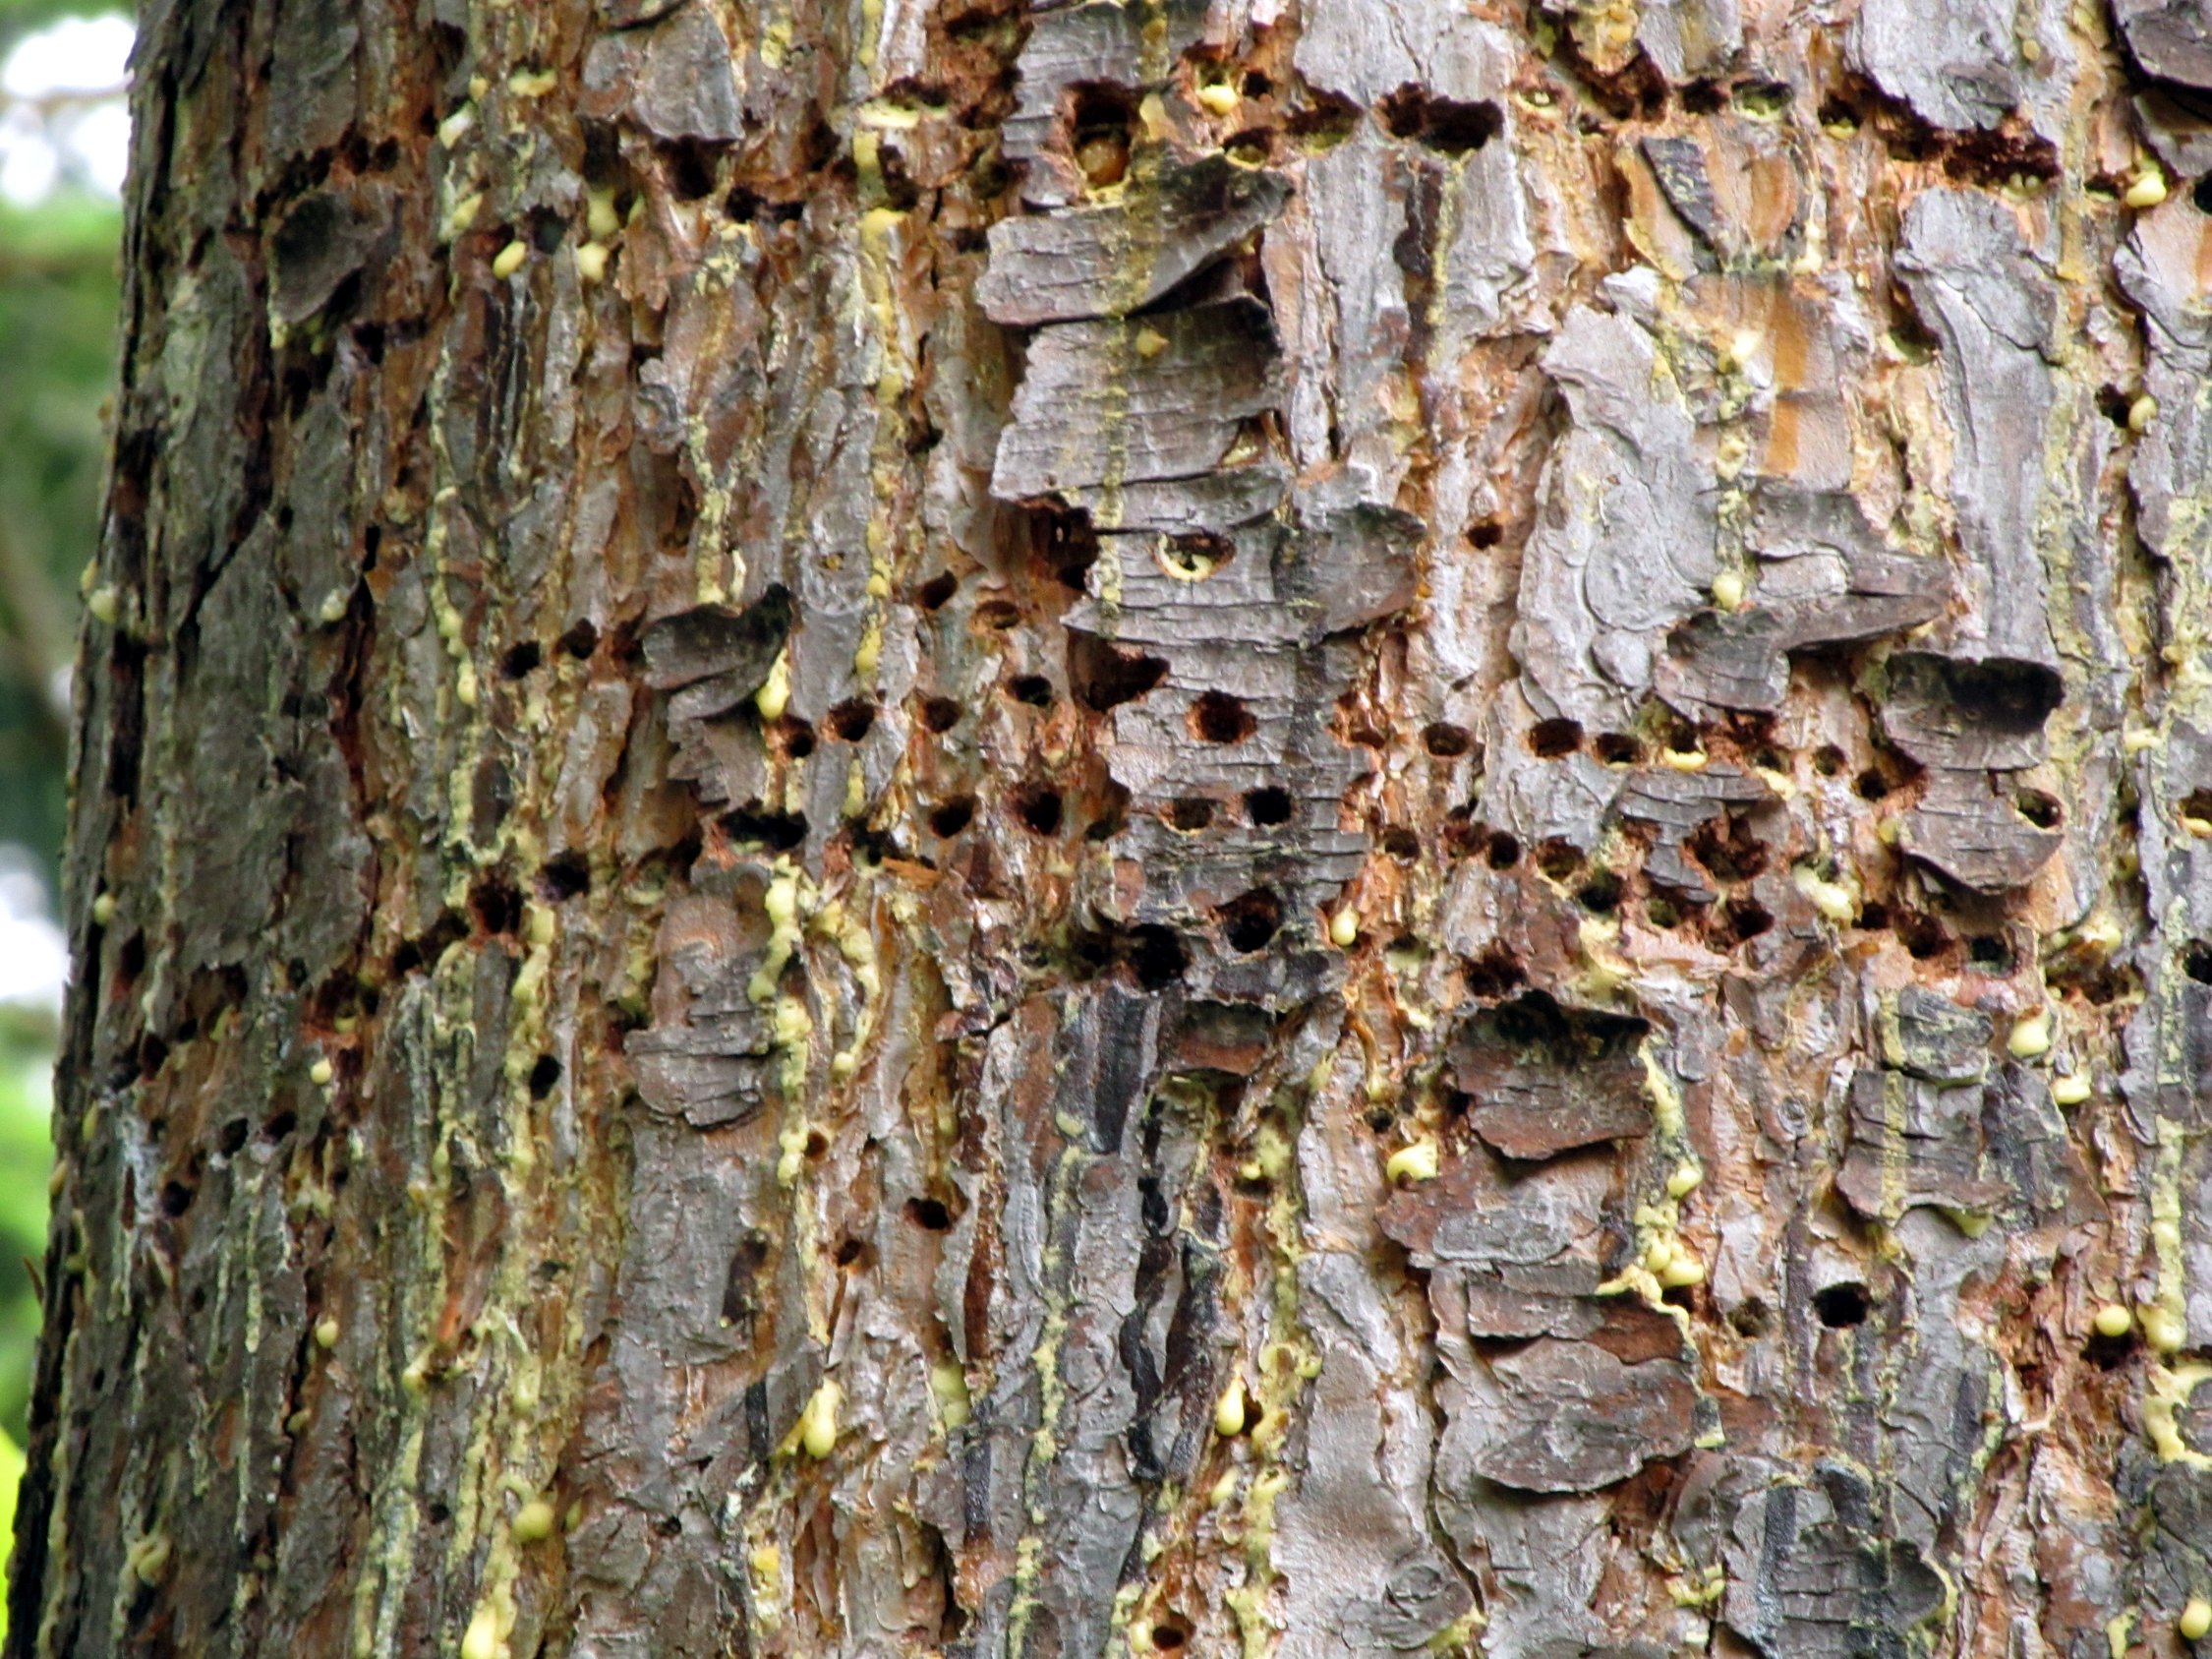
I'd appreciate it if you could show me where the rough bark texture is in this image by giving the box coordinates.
[13,1,2212,1658]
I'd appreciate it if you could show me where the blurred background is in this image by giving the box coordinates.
[0,0,132,1490]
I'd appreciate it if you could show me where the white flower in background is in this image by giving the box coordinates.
[0,849,65,1013]
[0,13,134,207]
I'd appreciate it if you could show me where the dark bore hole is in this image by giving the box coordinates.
[1007,675,1053,707]
[1244,786,1293,826]
[1855,769,1890,800]
[919,696,960,733]
[1381,827,1420,862]
[1069,83,1136,189]
[1594,733,1642,766]
[1968,934,2014,972]
[1468,519,1502,549]
[905,1197,952,1231]
[1127,925,1190,989]
[1720,899,1774,947]
[1014,786,1064,836]
[1168,798,1215,832]
[1217,888,1284,953]
[1535,839,1581,881]
[1152,1626,1189,1651]
[528,1055,562,1098]
[2015,790,2061,829]
[1814,1282,1870,1328]
[917,570,958,610]
[559,618,600,659]
[781,721,817,760]
[1189,690,1256,744]
[1423,722,1473,758]
[161,1180,194,1217]
[1576,872,1623,914]
[1487,832,1521,870]
[1897,911,1950,961]
[929,797,975,838]
[220,1117,250,1156]
[723,805,808,852]
[826,700,877,741]
[1528,718,1584,758]
[2183,941,2212,985]
[501,640,542,680]
[2194,172,2212,214]
[1070,634,1168,712]
[2182,787,2212,826]
[1376,85,1501,154]
[540,852,590,902]
[472,877,523,937]
[1812,744,1845,777]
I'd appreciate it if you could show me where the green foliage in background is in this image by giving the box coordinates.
[0,1014,48,1448]
[0,195,114,900]
[0,0,126,1467]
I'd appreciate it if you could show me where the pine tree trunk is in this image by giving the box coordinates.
[13,1,2212,1655]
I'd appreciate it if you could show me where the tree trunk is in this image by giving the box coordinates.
[13,0,2212,1655]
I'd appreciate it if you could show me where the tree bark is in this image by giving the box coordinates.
[13,1,2212,1656]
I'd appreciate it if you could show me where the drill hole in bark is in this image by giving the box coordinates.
[1423,722,1473,758]
[1486,832,1521,871]
[1377,85,1501,154]
[1007,675,1054,707]
[2013,790,2061,829]
[1167,798,1216,833]
[220,1118,250,1156]
[1157,531,1232,581]
[1067,83,1137,189]
[928,797,976,838]
[834,1236,871,1270]
[540,852,591,902]
[1855,768,1891,800]
[1813,744,1846,777]
[918,696,960,734]
[160,1179,194,1217]
[1070,634,1167,712]
[2180,788,2212,828]
[1127,925,1190,989]
[826,700,877,741]
[1013,786,1064,836]
[1576,872,1623,914]
[1813,1282,1871,1328]
[1717,898,1773,948]
[1968,934,2014,973]
[558,618,599,659]
[724,806,808,853]
[501,640,542,680]
[1594,732,1643,766]
[1216,889,1284,953]
[1381,827,1421,862]
[1528,718,1583,758]
[1244,786,1293,826]
[1189,690,1256,744]
[904,1197,953,1231]
[1647,896,1682,929]
[780,720,817,760]
[1468,519,1503,549]
[917,570,958,610]
[528,1055,562,1099]
[1896,911,1951,961]
[1535,839,1581,882]
[1462,944,1525,999]
[1151,1624,1190,1650]
[973,599,1020,631]
[2183,942,2212,985]
[472,876,523,937]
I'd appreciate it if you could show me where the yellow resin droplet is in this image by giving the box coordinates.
[1386,1138,1440,1185]
[1214,1376,1248,1438]
[2093,1303,2134,1339]
[2008,1010,2051,1060]
[2181,1597,2212,1642]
